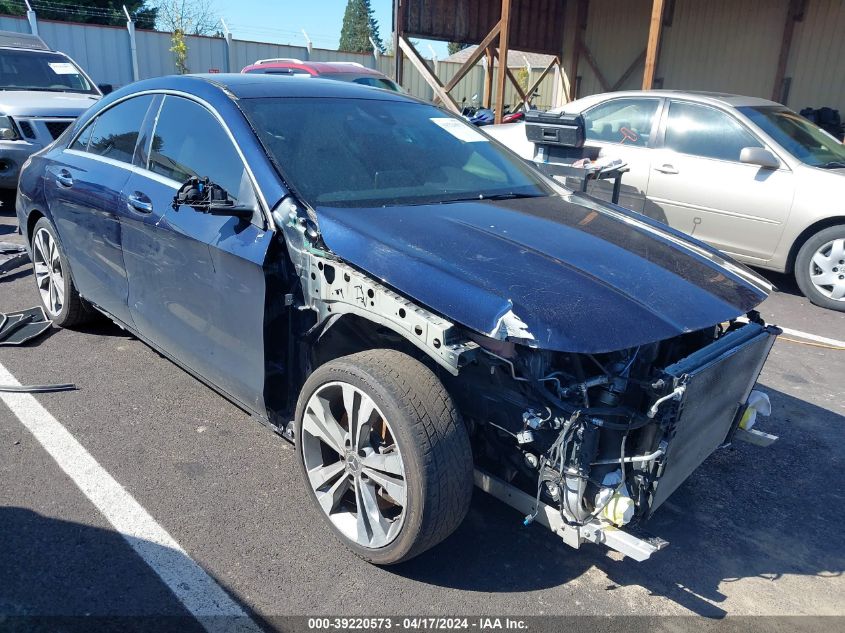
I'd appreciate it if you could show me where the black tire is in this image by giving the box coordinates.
[795,224,845,312]
[30,217,93,328]
[294,349,473,565]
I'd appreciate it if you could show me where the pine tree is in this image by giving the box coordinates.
[339,0,383,53]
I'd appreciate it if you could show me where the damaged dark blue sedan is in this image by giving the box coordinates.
[16,74,781,564]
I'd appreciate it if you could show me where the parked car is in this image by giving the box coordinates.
[241,58,401,92]
[487,90,845,311]
[16,75,780,565]
[0,30,101,191]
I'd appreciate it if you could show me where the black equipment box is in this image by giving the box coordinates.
[525,111,585,148]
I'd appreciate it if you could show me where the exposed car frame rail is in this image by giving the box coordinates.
[475,469,668,561]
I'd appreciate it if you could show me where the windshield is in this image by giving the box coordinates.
[0,49,96,94]
[240,97,553,208]
[739,106,845,168]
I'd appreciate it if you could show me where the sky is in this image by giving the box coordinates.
[211,0,450,57]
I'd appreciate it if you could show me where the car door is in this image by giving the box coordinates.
[119,94,273,413]
[646,100,794,261]
[579,97,663,213]
[44,94,156,326]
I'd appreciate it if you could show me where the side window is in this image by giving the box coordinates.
[664,101,762,162]
[69,121,94,151]
[86,95,154,163]
[149,96,248,201]
[583,98,660,147]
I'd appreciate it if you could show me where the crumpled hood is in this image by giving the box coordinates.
[316,193,770,353]
[0,91,100,117]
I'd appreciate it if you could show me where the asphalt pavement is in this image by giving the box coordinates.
[1,197,844,629]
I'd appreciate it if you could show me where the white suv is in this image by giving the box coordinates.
[0,30,101,190]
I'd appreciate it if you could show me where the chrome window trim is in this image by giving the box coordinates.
[65,88,273,230]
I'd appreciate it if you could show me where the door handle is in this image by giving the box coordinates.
[127,192,153,214]
[55,169,73,187]
[654,164,679,175]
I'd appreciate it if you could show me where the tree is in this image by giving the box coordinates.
[154,0,218,36]
[0,1,157,30]
[447,42,469,56]
[339,0,383,54]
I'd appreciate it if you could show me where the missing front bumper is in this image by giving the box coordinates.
[474,469,668,561]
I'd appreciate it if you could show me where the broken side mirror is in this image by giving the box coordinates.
[172,176,255,219]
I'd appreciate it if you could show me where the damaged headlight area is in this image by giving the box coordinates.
[454,318,779,559]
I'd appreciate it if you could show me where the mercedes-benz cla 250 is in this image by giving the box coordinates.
[16,75,780,564]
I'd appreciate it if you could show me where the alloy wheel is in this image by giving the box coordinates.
[809,238,845,301]
[300,381,407,549]
[32,227,65,317]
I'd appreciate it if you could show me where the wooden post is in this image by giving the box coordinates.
[772,0,801,103]
[642,0,666,89]
[483,48,494,108]
[393,0,403,85]
[433,21,501,105]
[398,36,460,113]
[494,0,512,124]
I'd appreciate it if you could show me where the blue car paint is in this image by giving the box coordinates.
[16,74,770,420]
[315,195,767,353]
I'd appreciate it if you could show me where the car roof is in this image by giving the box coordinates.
[242,60,384,76]
[565,89,782,111]
[113,73,411,102]
[0,30,51,51]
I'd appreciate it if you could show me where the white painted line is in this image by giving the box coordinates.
[0,361,262,633]
[738,317,845,348]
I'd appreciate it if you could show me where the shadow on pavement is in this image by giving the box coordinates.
[0,507,267,632]
[392,385,844,616]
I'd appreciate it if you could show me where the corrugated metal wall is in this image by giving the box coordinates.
[579,0,651,96]
[659,0,786,97]
[784,0,845,111]
[575,0,845,114]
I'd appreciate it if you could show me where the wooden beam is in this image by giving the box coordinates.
[512,57,557,111]
[567,0,588,101]
[397,36,460,113]
[494,0,513,124]
[642,0,666,89]
[434,21,501,104]
[392,0,403,85]
[483,48,494,108]
[772,0,801,102]
[612,49,646,91]
[490,47,527,108]
[578,35,610,92]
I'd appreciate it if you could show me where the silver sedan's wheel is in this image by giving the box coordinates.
[300,380,407,549]
[32,226,65,317]
[796,225,845,312]
[295,350,473,565]
[808,238,845,301]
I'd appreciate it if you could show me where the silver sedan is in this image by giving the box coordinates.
[489,90,845,311]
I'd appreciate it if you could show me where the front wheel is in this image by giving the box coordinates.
[294,349,473,565]
[795,225,845,312]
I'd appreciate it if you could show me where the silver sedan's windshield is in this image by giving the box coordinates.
[740,106,845,168]
[0,49,97,94]
[240,97,553,208]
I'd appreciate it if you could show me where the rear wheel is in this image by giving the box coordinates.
[31,217,92,327]
[294,349,473,565]
[795,225,845,312]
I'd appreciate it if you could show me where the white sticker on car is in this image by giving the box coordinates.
[430,118,488,142]
[48,62,79,75]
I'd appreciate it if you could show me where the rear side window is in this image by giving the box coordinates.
[664,101,762,162]
[148,96,247,200]
[85,95,154,164]
[584,98,660,147]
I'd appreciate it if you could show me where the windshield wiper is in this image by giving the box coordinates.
[818,161,845,169]
[437,192,544,204]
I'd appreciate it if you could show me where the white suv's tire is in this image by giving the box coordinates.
[795,225,845,312]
